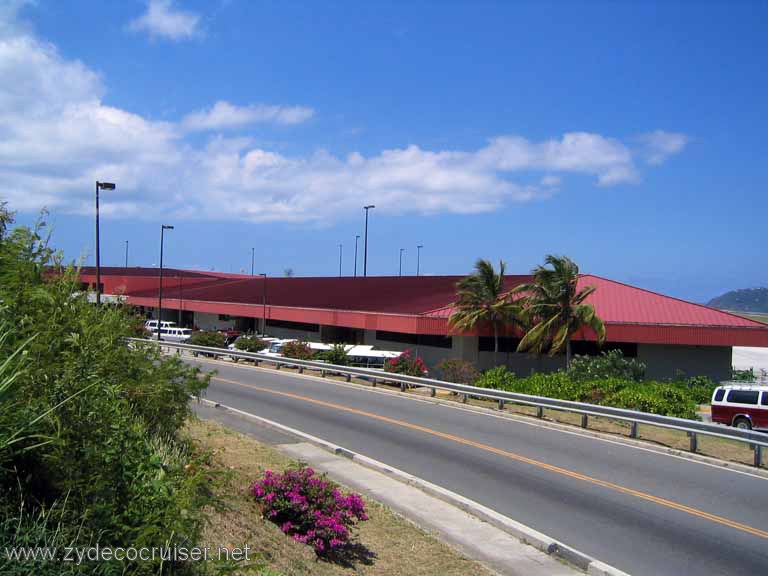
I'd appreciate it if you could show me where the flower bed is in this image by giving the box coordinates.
[250,466,368,555]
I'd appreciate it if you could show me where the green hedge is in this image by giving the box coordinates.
[473,367,711,420]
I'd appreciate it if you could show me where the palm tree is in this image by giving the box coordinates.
[514,255,605,367]
[449,259,523,367]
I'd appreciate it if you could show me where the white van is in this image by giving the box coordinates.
[144,320,176,331]
[158,326,193,343]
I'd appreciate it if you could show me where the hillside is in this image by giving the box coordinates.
[707,287,768,313]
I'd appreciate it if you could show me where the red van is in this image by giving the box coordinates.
[710,385,768,430]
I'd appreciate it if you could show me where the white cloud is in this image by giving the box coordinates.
[129,0,201,41]
[638,130,688,165]
[183,101,315,131]
[0,11,687,224]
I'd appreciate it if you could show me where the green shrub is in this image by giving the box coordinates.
[568,350,646,382]
[234,334,270,353]
[188,330,227,348]
[473,366,702,419]
[317,343,349,365]
[731,367,755,381]
[282,340,314,360]
[0,210,212,575]
[436,359,479,384]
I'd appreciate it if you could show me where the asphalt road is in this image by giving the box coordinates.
[191,358,768,576]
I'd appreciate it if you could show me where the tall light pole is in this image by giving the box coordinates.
[95,181,115,305]
[259,273,267,334]
[251,247,255,276]
[416,244,423,276]
[338,244,343,277]
[157,224,174,340]
[124,240,129,268]
[353,235,360,277]
[399,248,405,277]
[363,205,375,277]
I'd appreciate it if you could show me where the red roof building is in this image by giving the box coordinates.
[79,267,768,381]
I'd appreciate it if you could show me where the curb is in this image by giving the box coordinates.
[192,354,768,480]
[196,396,631,576]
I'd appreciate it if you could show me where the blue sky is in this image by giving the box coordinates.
[3,1,767,302]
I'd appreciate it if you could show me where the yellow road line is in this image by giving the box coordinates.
[211,375,768,540]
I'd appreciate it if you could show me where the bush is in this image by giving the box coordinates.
[473,367,701,419]
[385,349,427,376]
[0,210,211,575]
[317,343,349,366]
[250,465,368,556]
[731,367,755,381]
[234,334,269,353]
[436,359,479,384]
[188,330,227,348]
[568,350,646,382]
[282,340,314,360]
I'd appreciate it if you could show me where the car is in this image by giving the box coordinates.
[158,326,193,343]
[710,385,768,430]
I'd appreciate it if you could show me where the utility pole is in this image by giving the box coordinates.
[354,235,360,277]
[338,244,343,277]
[417,244,423,276]
[363,205,375,277]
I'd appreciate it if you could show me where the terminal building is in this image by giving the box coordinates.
[79,267,768,381]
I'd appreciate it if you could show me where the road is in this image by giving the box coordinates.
[191,358,768,576]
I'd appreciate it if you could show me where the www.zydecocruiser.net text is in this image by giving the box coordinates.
[4,544,252,565]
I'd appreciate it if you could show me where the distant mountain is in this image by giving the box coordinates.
[707,287,768,312]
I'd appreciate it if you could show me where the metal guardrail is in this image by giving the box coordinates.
[127,337,768,467]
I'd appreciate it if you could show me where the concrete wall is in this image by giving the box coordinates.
[638,344,732,381]
[193,312,235,332]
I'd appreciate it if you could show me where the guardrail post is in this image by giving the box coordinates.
[580,414,588,428]
[498,399,505,410]
[688,431,698,453]
[371,378,377,387]
[461,394,468,404]
[536,406,543,419]
[321,369,327,378]
[254,360,260,367]
[400,382,406,392]
[346,374,352,382]
[630,422,639,439]
[755,444,763,468]
[298,366,304,374]
[275,363,281,370]
[430,387,436,397]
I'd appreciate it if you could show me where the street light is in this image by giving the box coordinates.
[417,244,423,276]
[95,180,116,305]
[338,244,343,277]
[354,235,360,277]
[363,205,375,277]
[399,248,406,277]
[124,240,129,268]
[259,273,267,335]
[157,224,174,340]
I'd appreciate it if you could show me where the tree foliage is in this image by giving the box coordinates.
[449,259,524,366]
[514,255,605,364]
[0,207,211,575]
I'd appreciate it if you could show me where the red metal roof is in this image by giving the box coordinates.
[77,268,768,347]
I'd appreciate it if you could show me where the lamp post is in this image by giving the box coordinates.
[95,181,116,305]
[363,205,375,277]
[251,247,255,276]
[338,244,343,277]
[354,235,360,277]
[124,240,129,268]
[259,273,267,335]
[157,224,174,340]
[178,276,183,326]
[399,248,405,277]
[416,244,423,276]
